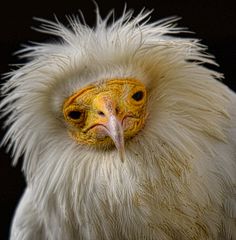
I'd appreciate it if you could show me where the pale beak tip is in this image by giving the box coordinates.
[105,115,126,163]
[119,149,125,163]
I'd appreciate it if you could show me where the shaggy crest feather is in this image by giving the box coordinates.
[1,8,236,240]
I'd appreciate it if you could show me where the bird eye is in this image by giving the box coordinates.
[67,110,82,120]
[132,91,144,101]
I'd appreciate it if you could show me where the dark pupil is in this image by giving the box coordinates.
[68,111,81,120]
[132,91,144,101]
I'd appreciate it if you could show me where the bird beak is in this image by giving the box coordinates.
[104,115,125,162]
[93,94,126,162]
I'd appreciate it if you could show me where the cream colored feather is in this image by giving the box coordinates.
[1,9,236,240]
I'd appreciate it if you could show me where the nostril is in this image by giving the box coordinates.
[115,107,119,114]
[98,111,105,116]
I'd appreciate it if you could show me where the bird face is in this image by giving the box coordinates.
[63,78,147,161]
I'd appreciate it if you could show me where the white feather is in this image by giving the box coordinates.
[1,9,236,240]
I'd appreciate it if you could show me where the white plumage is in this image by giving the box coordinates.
[1,9,236,240]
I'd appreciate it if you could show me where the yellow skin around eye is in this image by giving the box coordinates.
[63,78,147,148]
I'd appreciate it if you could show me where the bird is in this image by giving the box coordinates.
[1,8,236,240]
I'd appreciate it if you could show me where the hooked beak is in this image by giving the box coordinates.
[103,115,125,162]
[92,94,126,162]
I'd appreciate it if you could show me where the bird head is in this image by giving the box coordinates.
[63,78,147,161]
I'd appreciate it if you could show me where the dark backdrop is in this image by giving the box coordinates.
[0,0,235,239]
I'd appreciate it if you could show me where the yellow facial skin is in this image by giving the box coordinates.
[63,78,147,161]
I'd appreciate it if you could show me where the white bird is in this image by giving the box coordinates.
[1,8,236,240]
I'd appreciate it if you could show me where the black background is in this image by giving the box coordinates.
[0,0,235,239]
